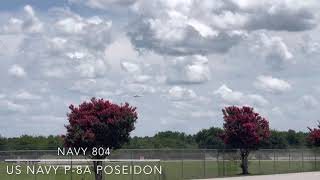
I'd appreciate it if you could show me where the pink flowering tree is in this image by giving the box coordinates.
[220,106,270,174]
[307,122,320,147]
[63,98,138,180]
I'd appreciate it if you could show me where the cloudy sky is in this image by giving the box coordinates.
[1,0,320,137]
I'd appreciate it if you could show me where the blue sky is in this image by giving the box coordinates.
[0,0,67,11]
[1,0,320,137]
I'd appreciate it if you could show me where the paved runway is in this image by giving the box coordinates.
[195,172,320,180]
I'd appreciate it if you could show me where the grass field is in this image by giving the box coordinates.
[1,160,320,180]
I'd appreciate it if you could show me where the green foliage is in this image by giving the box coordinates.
[0,128,312,150]
[286,129,308,148]
[0,135,63,150]
[0,135,7,150]
[123,136,154,149]
[261,130,288,149]
[195,127,224,149]
[153,131,196,149]
[124,131,197,149]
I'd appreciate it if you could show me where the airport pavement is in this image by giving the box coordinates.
[195,172,320,180]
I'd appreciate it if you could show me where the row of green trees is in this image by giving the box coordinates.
[58,99,318,178]
[2,99,319,178]
[0,135,63,150]
[0,128,311,150]
[125,128,310,149]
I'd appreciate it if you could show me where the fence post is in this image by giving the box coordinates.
[258,150,261,174]
[35,151,38,180]
[289,151,291,171]
[315,151,317,169]
[273,150,276,174]
[181,149,184,179]
[217,151,220,177]
[302,151,304,172]
[222,149,225,177]
[70,154,73,180]
[158,160,161,180]
[317,149,319,170]
[203,150,206,178]
[131,151,134,180]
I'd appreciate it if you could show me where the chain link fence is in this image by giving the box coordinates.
[1,149,320,180]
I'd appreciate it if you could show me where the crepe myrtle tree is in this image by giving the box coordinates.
[220,106,270,175]
[307,121,320,147]
[63,98,138,180]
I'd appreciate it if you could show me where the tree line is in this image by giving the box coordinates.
[0,127,312,150]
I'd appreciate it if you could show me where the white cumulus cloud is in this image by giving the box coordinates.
[120,61,141,73]
[128,0,317,56]
[299,95,319,109]
[167,55,210,84]
[15,91,41,100]
[214,84,268,107]
[8,64,26,78]
[2,5,43,34]
[251,33,294,70]
[168,86,197,101]
[255,75,291,93]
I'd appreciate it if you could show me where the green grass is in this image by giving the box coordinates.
[1,160,320,180]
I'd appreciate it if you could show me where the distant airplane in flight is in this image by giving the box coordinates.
[133,95,143,98]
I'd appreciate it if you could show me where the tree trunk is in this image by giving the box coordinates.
[93,161,103,180]
[240,149,249,175]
